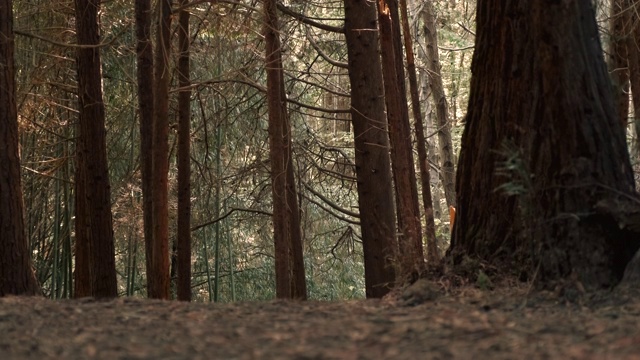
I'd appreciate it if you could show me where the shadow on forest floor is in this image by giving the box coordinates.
[1,280,639,359]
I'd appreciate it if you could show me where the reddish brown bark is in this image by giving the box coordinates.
[450,1,640,290]
[344,0,397,298]
[74,0,117,298]
[150,0,172,299]
[0,0,40,296]
[135,0,155,298]
[399,0,440,263]
[377,0,424,278]
[264,0,307,299]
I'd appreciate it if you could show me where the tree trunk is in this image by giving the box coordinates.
[176,0,191,302]
[73,0,118,298]
[609,0,631,129]
[420,1,456,208]
[344,0,397,298]
[377,0,425,279]
[0,0,40,296]
[626,1,640,154]
[399,0,440,263]
[450,1,640,290]
[150,0,172,299]
[264,0,307,300]
[135,0,155,299]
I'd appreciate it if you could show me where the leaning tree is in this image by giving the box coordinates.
[450,1,640,290]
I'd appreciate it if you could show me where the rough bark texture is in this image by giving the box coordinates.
[74,0,117,298]
[609,0,631,128]
[74,141,91,298]
[399,0,439,263]
[0,0,40,296]
[177,0,192,302]
[344,0,397,298]
[150,0,172,299]
[420,1,456,208]
[450,1,640,290]
[135,0,155,299]
[377,0,425,279]
[264,0,307,300]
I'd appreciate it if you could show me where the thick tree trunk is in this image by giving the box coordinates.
[450,1,640,290]
[150,0,172,299]
[264,0,307,300]
[609,0,631,128]
[420,1,456,208]
[134,0,155,299]
[176,0,191,302]
[399,0,440,263]
[74,139,91,298]
[0,0,40,296]
[377,0,425,279]
[74,0,118,298]
[344,0,397,298]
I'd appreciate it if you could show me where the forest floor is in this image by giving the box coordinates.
[1,280,640,359]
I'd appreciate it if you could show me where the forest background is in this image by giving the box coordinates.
[6,0,640,302]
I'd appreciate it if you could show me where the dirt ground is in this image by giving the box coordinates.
[1,281,639,359]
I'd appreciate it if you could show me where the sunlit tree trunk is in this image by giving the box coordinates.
[0,0,40,296]
[264,0,307,300]
[344,0,397,298]
[135,0,155,298]
[377,0,425,279]
[176,0,192,302]
[420,1,456,208]
[74,0,117,298]
[150,0,172,299]
[626,1,640,154]
[450,1,640,290]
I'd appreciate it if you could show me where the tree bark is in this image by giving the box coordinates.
[150,0,172,299]
[264,0,307,300]
[176,0,192,302]
[450,0,640,290]
[0,0,40,296]
[377,0,425,279]
[344,0,397,298]
[626,1,640,154]
[74,0,118,298]
[420,1,456,208]
[399,0,440,263]
[135,0,155,299]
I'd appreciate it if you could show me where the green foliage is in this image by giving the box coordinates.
[14,0,473,301]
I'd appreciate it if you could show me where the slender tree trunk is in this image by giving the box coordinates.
[420,1,456,208]
[150,0,172,299]
[450,0,640,290]
[264,0,307,299]
[609,0,631,128]
[377,0,425,279]
[74,0,118,298]
[135,0,155,298]
[399,0,440,263]
[0,0,40,296]
[344,0,397,298]
[626,1,640,154]
[176,0,192,302]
